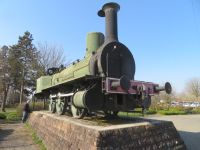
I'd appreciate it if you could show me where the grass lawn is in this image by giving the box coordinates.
[118,108,157,118]
[0,107,21,122]
[118,107,200,118]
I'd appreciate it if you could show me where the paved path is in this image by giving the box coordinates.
[146,114,200,150]
[0,121,39,150]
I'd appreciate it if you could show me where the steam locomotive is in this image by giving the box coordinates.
[35,2,172,118]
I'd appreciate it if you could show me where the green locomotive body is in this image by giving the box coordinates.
[35,2,171,118]
[36,32,104,94]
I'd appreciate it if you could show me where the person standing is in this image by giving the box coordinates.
[22,100,31,123]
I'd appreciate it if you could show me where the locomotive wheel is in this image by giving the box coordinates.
[56,99,65,115]
[71,104,87,119]
[49,99,56,113]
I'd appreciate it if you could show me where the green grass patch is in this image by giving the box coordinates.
[157,110,187,115]
[6,112,21,121]
[118,108,157,118]
[191,107,200,114]
[118,111,144,118]
[1,102,48,122]
[118,106,200,117]
[25,123,46,150]
[156,107,200,115]
[152,106,189,115]
[0,108,21,121]
[146,109,157,115]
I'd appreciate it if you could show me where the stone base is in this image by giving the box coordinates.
[28,111,186,150]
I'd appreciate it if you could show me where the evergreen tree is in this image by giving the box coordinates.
[9,31,39,103]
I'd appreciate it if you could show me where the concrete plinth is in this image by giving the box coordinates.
[28,111,186,150]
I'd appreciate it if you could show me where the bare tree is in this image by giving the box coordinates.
[0,46,10,111]
[152,90,176,103]
[37,42,67,75]
[186,78,200,100]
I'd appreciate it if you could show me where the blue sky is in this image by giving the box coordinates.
[0,0,200,93]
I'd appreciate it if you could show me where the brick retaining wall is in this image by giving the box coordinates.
[28,111,186,150]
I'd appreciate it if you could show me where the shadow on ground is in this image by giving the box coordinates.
[179,131,200,150]
[0,119,15,142]
[0,128,14,141]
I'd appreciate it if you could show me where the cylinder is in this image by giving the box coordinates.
[73,91,86,108]
[98,2,120,42]
[85,32,104,57]
[73,88,104,110]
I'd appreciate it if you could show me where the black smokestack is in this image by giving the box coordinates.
[98,2,120,42]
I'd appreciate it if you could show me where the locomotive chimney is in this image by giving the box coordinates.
[98,2,120,42]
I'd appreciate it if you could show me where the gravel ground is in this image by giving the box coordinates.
[146,114,200,150]
[0,121,39,150]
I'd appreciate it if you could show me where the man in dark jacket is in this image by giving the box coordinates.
[22,100,31,123]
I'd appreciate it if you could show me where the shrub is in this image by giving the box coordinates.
[157,109,187,115]
[192,107,200,114]
[16,104,24,117]
[170,106,185,111]
[16,101,48,117]
[183,107,193,114]
[150,102,170,111]
[0,113,6,119]
[147,109,157,115]
[6,112,21,121]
